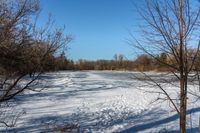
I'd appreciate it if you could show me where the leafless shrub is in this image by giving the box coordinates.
[0,0,72,128]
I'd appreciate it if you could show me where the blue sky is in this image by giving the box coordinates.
[39,0,144,61]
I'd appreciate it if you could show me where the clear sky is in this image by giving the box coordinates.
[39,0,144,61]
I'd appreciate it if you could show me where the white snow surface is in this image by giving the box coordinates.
[1,71,200,133]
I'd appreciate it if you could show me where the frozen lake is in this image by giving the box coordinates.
[1,71,200,132]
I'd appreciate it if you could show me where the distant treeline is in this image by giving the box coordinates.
[52,50,200,72]
[2,46,199,73]
[51,53,198,72]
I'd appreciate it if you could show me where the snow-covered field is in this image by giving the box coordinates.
[1,71,200,133]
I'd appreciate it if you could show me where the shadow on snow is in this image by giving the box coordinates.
[1,107,200,132]
[118,107,200,133]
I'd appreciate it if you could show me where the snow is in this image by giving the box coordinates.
[0,71,200,132]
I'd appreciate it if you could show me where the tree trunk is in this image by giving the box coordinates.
[180,77,187,133]
[179,0,187,131]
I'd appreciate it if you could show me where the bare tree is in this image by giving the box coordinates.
[130,0,199,132]
[0,0,72,127]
